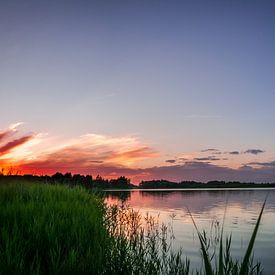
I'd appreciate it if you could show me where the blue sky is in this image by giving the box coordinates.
[1,0,275,182]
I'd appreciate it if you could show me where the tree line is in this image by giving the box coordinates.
[1,171,275,189]
[0,172,134,189]
[139,179,275,188]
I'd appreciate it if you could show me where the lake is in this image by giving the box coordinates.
[105,188,275,274]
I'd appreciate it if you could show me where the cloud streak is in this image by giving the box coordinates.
[0,135,34,156]
[225,149,265,155]
[247,161,275,167]
[194,156,220,161]
[165,159,176,164]
[201,149,219,152]
[245,149,265,155]
[0,123,23,143]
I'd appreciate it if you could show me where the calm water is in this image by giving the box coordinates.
[105,189,275,274]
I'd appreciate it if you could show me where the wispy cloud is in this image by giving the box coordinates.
[247,161,275,167]
[201,148,219,153]
[9,122,24,130]
[0,135,34,156]
[0,122,23,143]
[0,123,35,157]
[194,156,220,161]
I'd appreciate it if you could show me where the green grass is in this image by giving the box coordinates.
[0,180,266,274]
[0,181,109,274]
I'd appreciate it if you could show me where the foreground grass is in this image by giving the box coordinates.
[0,181,265,274]
[0,181,108,274]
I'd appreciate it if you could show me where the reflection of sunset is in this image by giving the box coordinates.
[105,189,275,271]
[105,189,273,228]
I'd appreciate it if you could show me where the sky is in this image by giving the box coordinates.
[1,0,275,183]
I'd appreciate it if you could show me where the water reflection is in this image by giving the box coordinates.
[105,189,275,274]
[105,189,273,215]
[104,190,131,202]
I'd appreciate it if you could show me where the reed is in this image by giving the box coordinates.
[188,197,267,275]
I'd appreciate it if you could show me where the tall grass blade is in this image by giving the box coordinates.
[187,208,213,275]
[239,194,268,274]
[218,226,224,275]
[218,197,228,275]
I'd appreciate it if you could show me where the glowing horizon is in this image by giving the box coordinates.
[1,123,275,184]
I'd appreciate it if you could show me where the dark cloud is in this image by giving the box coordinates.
[195,157,210,161]
[194,156,220,161]
[165,159,176,164]
[244,149,265,155]
[0,135,33,156]
[201,148,219,152]
[229,151,240,155]
[247,161,275,167]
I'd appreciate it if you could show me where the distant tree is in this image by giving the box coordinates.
[109,176,131,188]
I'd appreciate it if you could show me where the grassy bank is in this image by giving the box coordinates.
[0,180,264,274]
[0,181,109,274]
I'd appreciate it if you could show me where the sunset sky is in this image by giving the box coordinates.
[1,0,275,183]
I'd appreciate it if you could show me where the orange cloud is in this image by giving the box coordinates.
[0,124,158,177]
[16,141,157,175]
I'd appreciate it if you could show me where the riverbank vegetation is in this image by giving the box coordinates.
[139,179,275,189]
[1,172,275,190]
[0,180,265,274]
